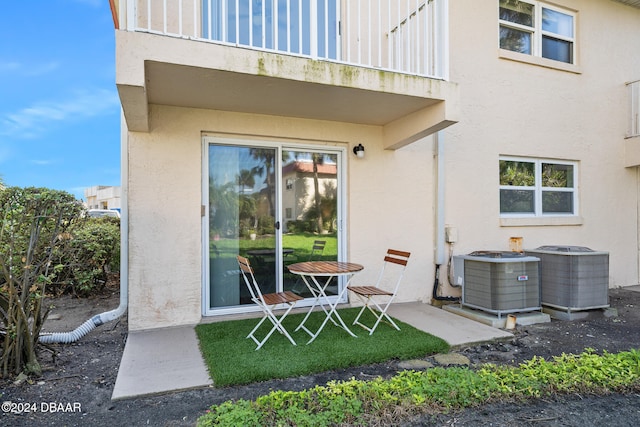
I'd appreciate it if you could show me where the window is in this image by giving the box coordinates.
[629,80,640,138]
[286,178,294,190]
[499,0,575,64]
[500,157,577,216]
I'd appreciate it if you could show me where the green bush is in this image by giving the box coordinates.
[286,220,315,234]
[257,215,275,235]
[0,186,121,378]
[52,217,120,296]
[0,187,85,377]
[197,349,640,427]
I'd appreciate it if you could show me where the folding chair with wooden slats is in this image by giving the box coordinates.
[237,255,303,350]
[347,249,411,335]
[290,240,327,295]
[309,240,326,259]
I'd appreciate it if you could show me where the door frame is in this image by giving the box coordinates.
[201,135,348,316]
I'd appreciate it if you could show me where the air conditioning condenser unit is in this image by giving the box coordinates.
[456,251,541,317]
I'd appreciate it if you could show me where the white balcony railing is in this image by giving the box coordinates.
[629,80,640,138]
[124,0,447,79]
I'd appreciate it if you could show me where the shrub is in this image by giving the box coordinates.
[196,349,640,426]
[0,186,121,377]
[51,216,120,296]
[257,215,275,235]
[0,187,84,377]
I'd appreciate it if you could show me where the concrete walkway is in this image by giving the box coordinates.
[112,326,213,400]
[387,302,513,347]
[112,302,512,400]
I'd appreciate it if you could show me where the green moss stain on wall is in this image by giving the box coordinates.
[256,56,267,76]
[251,50,437,97]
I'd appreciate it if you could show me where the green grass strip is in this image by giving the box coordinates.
[195,307,449,387]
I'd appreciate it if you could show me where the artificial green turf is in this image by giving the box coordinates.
[195,308,450,387]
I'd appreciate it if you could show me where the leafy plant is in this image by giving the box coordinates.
[0,187,84,377]
[197,348,640,426]
[52,217,120,296]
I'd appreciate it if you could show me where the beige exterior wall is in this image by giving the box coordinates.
[442,0,640,288]
[121,0,640,331]
[127,104,437,331]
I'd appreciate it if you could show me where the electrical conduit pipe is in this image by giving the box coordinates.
[433,131,459,302]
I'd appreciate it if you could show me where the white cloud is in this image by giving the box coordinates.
[31,159,57,166]
[26,61,61,76]
[0,60,60,76]
[0,89,120,139]
[0,62,21,72]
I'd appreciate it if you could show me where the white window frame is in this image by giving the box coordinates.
[499,156,578,218]
[201,135,348,316]
[628,80,640,138]
[499,0,576,65]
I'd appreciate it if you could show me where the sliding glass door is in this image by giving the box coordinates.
[206,143,277,309]
[203,138,344,315]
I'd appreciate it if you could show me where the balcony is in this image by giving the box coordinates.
[612,0,640,8]
[112,0,459,148]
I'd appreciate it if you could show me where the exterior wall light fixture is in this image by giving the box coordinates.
[353,143,365,158]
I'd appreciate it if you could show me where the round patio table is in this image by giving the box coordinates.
[287,261,364,343]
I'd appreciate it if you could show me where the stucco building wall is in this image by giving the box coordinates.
[442,0,640,288]
[122,0,640,331]
[126,105,437,330]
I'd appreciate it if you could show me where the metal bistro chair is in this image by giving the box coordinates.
[290,240,327,295]
[237,255,303,350]
[309,240,327,259]
[347,249,411,335]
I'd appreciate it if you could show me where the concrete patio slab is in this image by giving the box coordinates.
[113,301,513,399]
[387,302,513,347]
[441,304,551,329]
[112,325,212,400]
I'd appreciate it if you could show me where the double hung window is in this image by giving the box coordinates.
[500,157,577,216]
[499,0,575,64]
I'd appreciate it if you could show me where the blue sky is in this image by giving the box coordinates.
[0,0,120,201]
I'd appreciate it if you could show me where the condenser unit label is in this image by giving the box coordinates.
[517,275,529,281]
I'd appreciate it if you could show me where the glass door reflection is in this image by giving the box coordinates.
[281,149,339,298]
[208,144,277,308]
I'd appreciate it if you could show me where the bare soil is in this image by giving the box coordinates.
[2,286,640,426]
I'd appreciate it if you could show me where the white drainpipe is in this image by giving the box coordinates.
[40,114,129,344]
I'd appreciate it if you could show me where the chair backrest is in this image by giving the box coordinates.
[237,255,263,303]
[309,240,326,261]
[376,249,411,294]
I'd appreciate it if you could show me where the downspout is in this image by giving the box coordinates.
[432,131,459,302]
[40,113,129,344]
